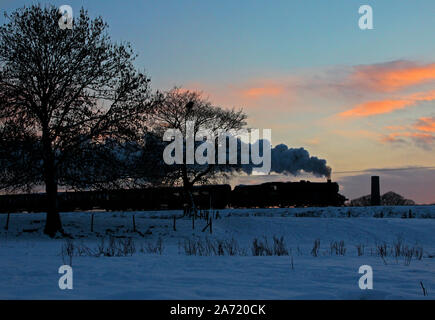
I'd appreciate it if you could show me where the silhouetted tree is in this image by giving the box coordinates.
[151,88,247,212]
[0,5,153,236]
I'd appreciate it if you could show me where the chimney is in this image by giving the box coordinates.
[371,176,381,206]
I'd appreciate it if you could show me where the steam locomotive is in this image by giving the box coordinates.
[0,180,346,213]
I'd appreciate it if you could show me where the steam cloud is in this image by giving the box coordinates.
[238,140,331,178]
[269,144,331,178]
[153,133,332,178]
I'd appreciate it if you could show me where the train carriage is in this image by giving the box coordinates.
[0,181,345,213]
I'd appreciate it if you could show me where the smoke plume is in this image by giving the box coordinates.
[270,144,331,178]
[237,139,331,178]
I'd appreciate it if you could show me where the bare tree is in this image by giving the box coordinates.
[151,88,247,211]
[0,5,153,236]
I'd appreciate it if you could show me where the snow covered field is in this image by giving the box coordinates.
[0,206,434,300]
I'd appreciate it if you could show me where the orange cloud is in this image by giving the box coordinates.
[411,132,434,144]
[382,117,435,148]
[241,86,284,98]
[339,90,435,117]
[385,125,407,131]
[381,132,433,143]
[414,117,435,133]
[382,132,410,141]
[351,61,435,92]
[381,132,405,143]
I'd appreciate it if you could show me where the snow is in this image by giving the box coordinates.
[0,206,434,299]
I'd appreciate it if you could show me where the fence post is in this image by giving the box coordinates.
[173,215,176,231]
[133,215,136,232]
[91,213,94,232]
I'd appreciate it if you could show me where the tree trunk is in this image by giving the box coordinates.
[42,133,63,237]
[43,171,62,237]
[181,168,196,217]
[183,182,196,216]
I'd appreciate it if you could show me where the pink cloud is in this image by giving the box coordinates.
[381,117,435,148]
[241,86,285,98]
[414,117,435,133]
[350,61,435,92]
[339,90,435,118]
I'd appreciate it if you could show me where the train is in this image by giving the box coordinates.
[0,180,346,213]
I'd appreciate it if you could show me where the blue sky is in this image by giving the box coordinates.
[3,1,435,85]
[1,1,435,203]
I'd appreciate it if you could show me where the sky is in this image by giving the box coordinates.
[1,1,434,203]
